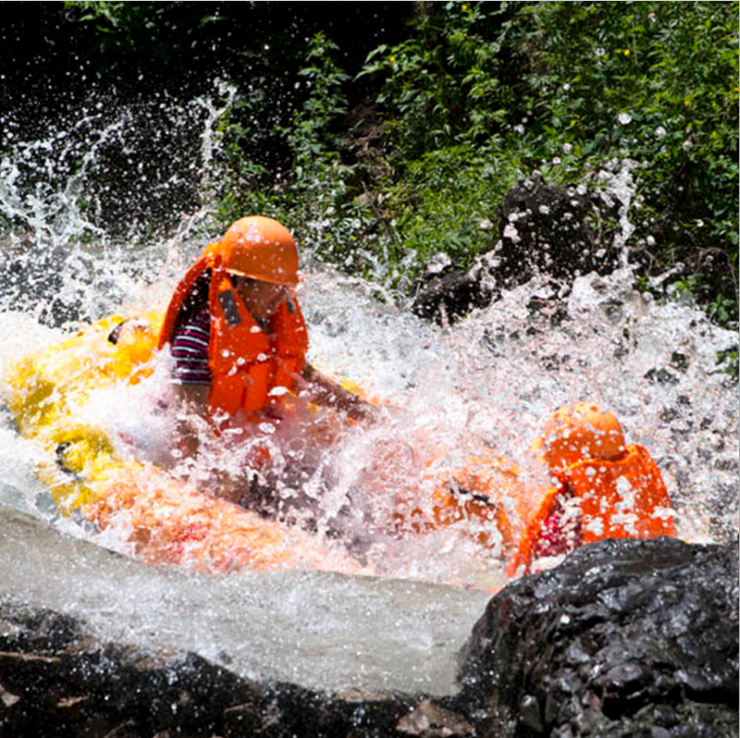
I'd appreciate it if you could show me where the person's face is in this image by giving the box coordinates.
[231,275,290,324]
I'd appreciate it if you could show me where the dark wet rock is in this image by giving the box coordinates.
[457,537,739,738]
[412,175,618,324]
[492,174,619,289]
[411,269,495,324]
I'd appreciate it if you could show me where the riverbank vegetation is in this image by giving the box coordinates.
[4,2,738,333]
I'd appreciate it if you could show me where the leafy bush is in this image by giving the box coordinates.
[508,1,739,320]
[357,1,738,321]
[59,2,738,325]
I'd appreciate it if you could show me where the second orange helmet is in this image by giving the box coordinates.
[540,402,627,470]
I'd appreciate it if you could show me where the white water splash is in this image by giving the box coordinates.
[0,101,736,591]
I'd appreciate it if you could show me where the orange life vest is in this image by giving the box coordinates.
[506,444,675,577]
[158,252,308,419]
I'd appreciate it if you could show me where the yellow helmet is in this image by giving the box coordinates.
[205,216,299,286]
[540,402,626,470]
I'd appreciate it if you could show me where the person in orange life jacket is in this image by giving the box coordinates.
[158,216,375,480]
[505,402,676,577]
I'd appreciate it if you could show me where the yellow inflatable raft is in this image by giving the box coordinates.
[3,311,370,574]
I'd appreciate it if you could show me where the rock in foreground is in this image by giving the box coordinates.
[458,538,739,738]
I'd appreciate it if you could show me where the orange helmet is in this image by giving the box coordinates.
[205,216,299,286]
[540,402,626,470]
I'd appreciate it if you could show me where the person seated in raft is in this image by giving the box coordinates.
[157,216,375,495]
[505,403,676,577]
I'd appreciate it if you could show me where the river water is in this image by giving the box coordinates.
[0,98,737,594]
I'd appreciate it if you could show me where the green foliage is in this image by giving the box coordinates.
[281,34,356,248]
[715,347,739,382]
[380,143,521,282]
[65,2,738,324]
[506,1,738,322]
[61,1,265,94]
[64,2,187,68]
[361,2,514,158]
[355,1,738,323]
[352,3,526,286]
